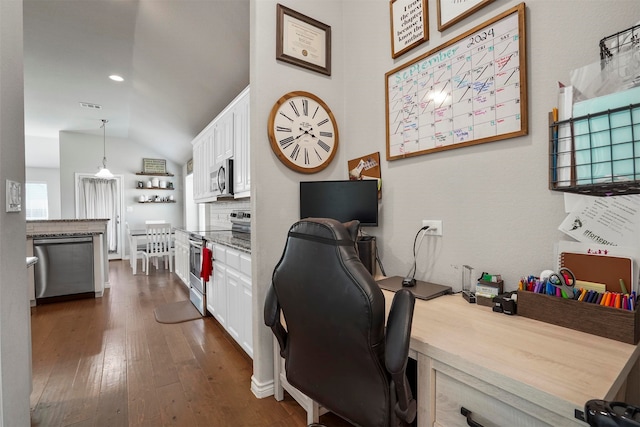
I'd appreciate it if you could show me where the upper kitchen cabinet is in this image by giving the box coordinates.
[191,86,250,203]
[233,87,250,199]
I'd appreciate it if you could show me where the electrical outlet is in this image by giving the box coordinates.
[422,220,443,236]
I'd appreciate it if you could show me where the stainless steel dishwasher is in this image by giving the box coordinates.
[33,235,95,303]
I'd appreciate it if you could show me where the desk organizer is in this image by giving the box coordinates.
[517,290,640,344]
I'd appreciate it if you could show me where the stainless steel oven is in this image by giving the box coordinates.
[188,234,206,315]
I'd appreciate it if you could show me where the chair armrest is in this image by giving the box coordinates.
[385,288,417,424]
[264,284,288,358]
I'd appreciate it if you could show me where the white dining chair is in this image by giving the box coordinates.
[126,222,148,274]
[144,223,173,275]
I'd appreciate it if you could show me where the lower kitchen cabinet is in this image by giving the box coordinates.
[174,230,190,288]
[208,243,252,358]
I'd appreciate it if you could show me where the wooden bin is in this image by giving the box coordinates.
[517,291,640,344]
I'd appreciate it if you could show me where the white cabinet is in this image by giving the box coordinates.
[208,243,252,358]
[174,230,190,288]
[192,125,217,203]
[191,86,249,202]
[233,87,250,199]
[214,112,234,165]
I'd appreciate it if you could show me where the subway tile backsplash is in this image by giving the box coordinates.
[206,199,250,228]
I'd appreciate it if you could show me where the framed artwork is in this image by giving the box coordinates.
[437,0,495,32]
[142,158,167,174]
[276,4,331,76]
[390,0,429,59]
[385,3,527,161]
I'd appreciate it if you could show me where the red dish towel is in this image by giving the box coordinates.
[201,247,213,281]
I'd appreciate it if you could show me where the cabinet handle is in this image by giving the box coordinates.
[460,407,485,427]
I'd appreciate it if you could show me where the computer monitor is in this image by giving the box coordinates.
[299,179,379,226]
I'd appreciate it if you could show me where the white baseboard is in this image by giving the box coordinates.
[250,375,274,399]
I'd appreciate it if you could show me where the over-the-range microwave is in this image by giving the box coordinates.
[210,158,233,197]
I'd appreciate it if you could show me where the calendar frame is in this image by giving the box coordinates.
[385,3,527,161]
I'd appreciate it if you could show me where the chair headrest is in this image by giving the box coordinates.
[288,218,360,246]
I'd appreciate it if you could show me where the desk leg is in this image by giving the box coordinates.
[273,336,284,401]
[417,353,433,427]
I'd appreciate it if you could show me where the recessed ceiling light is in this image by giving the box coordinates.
[109,75,124,82]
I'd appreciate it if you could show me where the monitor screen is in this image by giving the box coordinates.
[299,180,379,226]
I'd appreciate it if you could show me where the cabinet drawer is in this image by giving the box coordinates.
[430,361,584,427]
[226,248,241,270]
[213,244,226,263]
[240,252,251,276]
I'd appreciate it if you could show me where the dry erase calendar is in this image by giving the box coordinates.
[385,3,527,160]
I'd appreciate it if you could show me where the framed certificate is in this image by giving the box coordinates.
[390,0,429,59]
[276,4,331,76]
[437,0,495,32]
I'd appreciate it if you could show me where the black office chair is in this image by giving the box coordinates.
[585,400,640,426]
[264,218,417,427]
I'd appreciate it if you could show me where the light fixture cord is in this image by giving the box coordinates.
[101,119,108,168]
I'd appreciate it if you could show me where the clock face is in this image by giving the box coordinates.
[268,91,339,174]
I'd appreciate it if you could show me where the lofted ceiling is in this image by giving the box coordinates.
[23,0,250,169]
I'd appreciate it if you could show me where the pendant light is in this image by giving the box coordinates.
[95,119,114,179]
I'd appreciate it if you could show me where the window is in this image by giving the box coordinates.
[25,182,48,220]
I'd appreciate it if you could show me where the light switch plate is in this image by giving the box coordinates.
[6,180,21,212]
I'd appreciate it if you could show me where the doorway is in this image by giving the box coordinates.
[74,173,124,260]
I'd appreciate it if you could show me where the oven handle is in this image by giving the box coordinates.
[189,239,204,248]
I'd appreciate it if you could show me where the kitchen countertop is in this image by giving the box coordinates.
[175,226,251,253]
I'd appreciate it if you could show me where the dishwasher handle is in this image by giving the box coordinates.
[34,236,93,245]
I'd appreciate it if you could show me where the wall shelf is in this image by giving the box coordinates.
[136,172,174,177]
[549,103,640,196]
[137,200,176,204]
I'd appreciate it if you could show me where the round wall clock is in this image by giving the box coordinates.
[267,91,339,174]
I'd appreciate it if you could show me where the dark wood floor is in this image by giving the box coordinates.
[29,260,351,427]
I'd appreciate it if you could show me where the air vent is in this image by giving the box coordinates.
[79,102,102,110]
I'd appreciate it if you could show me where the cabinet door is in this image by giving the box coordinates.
[233,91,250,198]
[226,268,241,342]
[192,137,205,201]
[214,113,234,164]
[239,273,253,358]
[211,262,227,326]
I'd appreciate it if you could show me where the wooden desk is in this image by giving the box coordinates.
[385,291,640,427]
[274,291,640,426]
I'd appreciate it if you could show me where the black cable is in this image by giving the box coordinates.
[403,225,429,286]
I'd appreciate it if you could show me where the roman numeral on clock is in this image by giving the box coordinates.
[317,140,331,152]
[304,148,309,165]
[319,131,332,138]
[289,101,300,117]
[290,144,300,161]
[279,136,295,149]
[317,118,329,126]
[276,126,292,132]
[302,99,308,116]
[279,112,294,122]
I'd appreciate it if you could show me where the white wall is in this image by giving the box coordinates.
[0,0,31,424]
[341,0,640,289]
[59,131,185,257]
[25,167,61,219]
[250,0,346,394]
[249,0,640,395]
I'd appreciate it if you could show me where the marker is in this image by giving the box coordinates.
[595,292,604,305]
[619,279,628,294]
